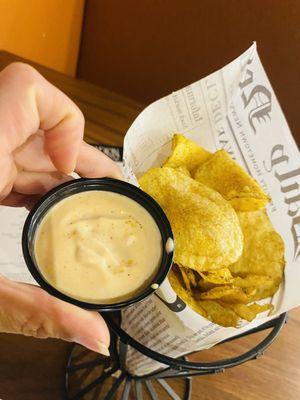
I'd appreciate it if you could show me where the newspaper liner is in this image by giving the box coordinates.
[0,44,298,376]
[121,43,300,375]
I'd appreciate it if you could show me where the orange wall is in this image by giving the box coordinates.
[0,0,85,75]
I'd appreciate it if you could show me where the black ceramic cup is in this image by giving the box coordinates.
[22,178,174,311]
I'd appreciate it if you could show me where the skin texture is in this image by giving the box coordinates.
[0,62,123,355]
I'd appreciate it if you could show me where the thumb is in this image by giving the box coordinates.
[0,276,110,356]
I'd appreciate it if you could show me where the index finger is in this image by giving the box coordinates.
[76,142,123,179]
[14,133,123,180]
[0,62,84,174]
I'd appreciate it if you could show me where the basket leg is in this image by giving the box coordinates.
[103,372,126,400]
[135,380,144,399]
[157,379,182,400]
[143,377,192,400]
[120,380,132,400]
[144,380,159,400]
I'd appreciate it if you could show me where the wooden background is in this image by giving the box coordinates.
[78,0,300,140]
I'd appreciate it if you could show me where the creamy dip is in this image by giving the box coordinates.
[34,191,162,303]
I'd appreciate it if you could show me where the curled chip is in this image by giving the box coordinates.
[230,303,272,322]
[194,150,270,211]
[178,266,197,291]
[163,134,211,174]
[232,275,280,302]
[230,209,285,284]
[198,279,215,293]
[199,268,233,285]
[169,267,208,318]
[139,167,243,271]
[195,286,249,304]
[197,300,239,327]
[169,267,239,327]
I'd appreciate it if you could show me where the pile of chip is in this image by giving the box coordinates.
[140,134,285,327]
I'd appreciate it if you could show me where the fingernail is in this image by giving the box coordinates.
[97,342,110,356]
[76,338,110,356]
[61,158,77,175]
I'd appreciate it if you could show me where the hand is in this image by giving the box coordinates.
[0,62,122,355]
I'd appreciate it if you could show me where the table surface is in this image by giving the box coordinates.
[0,51,299,400]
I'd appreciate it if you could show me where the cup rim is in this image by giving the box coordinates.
[22,177,174,311]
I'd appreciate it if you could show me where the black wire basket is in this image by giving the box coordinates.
[63,144,287,400]
[65,311,287,400]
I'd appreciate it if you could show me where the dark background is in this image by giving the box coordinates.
[78,0,300,142]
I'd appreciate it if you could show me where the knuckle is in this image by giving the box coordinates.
[3,62,38,80]
[19,291,52,338]
[20,316,49,339]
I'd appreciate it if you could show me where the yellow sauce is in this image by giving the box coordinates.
[34,191,162,303]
